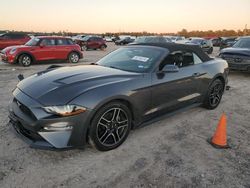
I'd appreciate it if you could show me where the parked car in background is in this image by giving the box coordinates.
[170,36,185,43]
[0,33,31,50]
[219,37,237,49]
[115,37,135,45]
[72,35,86,42]
[219,36,250,71]
[210,38,221,46]
[132,36,171,44]
[186,38,213,54]
[8,43,228,150]
[78,36,107,51]
[104,37,113,42]
[0,36,83,66]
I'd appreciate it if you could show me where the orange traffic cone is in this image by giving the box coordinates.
[208,113,230,149]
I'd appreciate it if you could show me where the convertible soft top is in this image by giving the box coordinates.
[132,43,212,62]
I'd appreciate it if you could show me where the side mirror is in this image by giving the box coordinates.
[161,64,179,73]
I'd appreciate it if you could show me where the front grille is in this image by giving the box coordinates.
[13,121,43,141]
[13,98,37,120]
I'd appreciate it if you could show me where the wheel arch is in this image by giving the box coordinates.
[67,50,81,60]
[15,51,36,63]
[85,97,137,143]
[210,73,226,90]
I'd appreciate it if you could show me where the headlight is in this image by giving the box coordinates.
[9,48,17,54]
[43,105,86,116]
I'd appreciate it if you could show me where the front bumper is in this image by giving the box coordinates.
[227,61,250,71]
[9,88,92,149]
[0,52,16,64]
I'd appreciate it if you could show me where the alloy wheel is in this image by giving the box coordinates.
[209,83,223,107]
[70,53,79,63]
[96,108,129,147]
[22,56,31,66]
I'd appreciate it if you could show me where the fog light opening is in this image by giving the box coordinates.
[43,122,72,131]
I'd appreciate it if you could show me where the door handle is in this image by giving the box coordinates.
[193,72,201,77]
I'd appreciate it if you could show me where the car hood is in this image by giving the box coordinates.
[17,65,142,106]
[1,45,27,53]
[220,47,250,57]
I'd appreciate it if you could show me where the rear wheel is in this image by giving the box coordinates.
[100,45,106,51]
[203,79,224,109]
[18,54,32,67]
[89,102,132,151]
[68,52,80,63]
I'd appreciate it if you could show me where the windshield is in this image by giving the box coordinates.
[25,38,40,46]
[233,38,250,48]
[97,47,165,73]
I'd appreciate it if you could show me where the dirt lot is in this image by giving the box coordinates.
[0,43,249,188]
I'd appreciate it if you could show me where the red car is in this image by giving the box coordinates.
[0,36,83,66]
[0,33,31,50]
[75,36,107,51]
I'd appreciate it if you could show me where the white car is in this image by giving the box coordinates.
[104,37,113,42]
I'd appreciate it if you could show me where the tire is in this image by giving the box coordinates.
[208,47,213,54]
[68,52,80,63]
[81,45,87,51]
[100,45,106,51]
[89,102,132,151]
[18,54,32,67]
[203,79,224,109]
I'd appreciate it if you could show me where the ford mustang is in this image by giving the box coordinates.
[9,43,229,151]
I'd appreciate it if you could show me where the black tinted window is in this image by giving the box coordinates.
[57,39,69,45]
[8,34,26,39]
[160,51,194,70]
[67,39,74,45]
[40,39,56,46]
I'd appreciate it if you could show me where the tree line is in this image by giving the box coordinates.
[1,28,250,38]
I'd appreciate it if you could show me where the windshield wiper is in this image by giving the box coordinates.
[108,66,124,71]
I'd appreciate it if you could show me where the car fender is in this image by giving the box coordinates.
[67,50,82,59]
[15,51,36,63]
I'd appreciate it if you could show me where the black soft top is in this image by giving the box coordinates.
[132,43,212,62]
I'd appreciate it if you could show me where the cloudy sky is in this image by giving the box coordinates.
[1,0,249,33]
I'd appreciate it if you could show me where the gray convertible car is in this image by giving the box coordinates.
[9,43,229,151]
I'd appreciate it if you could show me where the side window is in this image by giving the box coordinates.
[193,53,203,64]
[10,34,25,39]
[67,39,74,45]
[57,39,68,45]
[159,51,195,70]
[40,39,56,46]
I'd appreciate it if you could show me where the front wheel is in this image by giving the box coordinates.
[18,54,32,67]
[89,102,132,151]
[68,52,80,63]
[203,79,224,109]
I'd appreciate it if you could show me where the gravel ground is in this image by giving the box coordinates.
[0,44,249,188]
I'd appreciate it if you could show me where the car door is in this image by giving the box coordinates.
[32,38,56,61]
[150,51,205,116]
[55,38,71,60]
[87,37,97,49]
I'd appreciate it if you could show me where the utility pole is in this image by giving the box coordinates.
[244,24,247,36]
